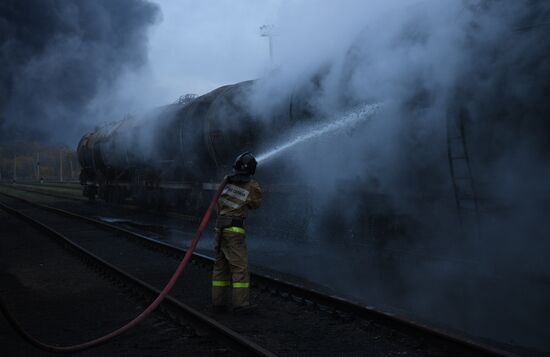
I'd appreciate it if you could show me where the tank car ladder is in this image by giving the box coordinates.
[446,109,480,231]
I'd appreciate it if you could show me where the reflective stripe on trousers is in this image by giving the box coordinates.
[212,280,230,287]
[223,226,245,234]
[212,281,249,288]
[232,282,249,288]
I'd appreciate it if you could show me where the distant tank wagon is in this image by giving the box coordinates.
[76,79,305,212]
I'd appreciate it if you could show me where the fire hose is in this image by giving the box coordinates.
[0,178,228,353]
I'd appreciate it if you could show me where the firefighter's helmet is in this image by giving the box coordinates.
[233,152,257,176]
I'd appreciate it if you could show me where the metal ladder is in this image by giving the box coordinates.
[446,108,480,230]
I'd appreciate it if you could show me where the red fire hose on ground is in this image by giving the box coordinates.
[0,178,228,353]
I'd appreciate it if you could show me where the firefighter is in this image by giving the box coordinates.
[212,152,262,314]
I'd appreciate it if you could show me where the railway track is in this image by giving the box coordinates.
[9,182,82,193]
[0,190,513,356]
[0,183,85,201]
[0,193,275,356]
[0,209,220,356]
[0,183,201,223]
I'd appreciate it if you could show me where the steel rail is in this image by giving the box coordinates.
[14,182,82,190]
[0,184,200,222]
[0,191,515,357]
[0,195,276,357]
[1,184,85,200]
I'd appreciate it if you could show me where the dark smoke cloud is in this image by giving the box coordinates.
[0,0,160,144]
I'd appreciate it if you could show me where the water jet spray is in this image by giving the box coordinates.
[256,103,383,164]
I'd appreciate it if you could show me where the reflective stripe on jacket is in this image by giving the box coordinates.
[217,178,262,220]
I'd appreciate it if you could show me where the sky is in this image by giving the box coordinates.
[141,0,281,104]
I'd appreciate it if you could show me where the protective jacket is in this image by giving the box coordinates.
[215,175,262,225]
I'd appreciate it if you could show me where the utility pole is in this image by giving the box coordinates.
[36,152,41,182]
[69,154,74,180]
[60,149,63,182]
[260,24,277,64]
[13,154,17,182]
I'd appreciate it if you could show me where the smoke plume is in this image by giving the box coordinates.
[246,0,550,350]
[0,0,160,144]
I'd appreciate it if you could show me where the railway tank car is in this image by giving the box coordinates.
[76,79,317,226]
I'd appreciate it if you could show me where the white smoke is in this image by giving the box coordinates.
[242,0,550,351]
